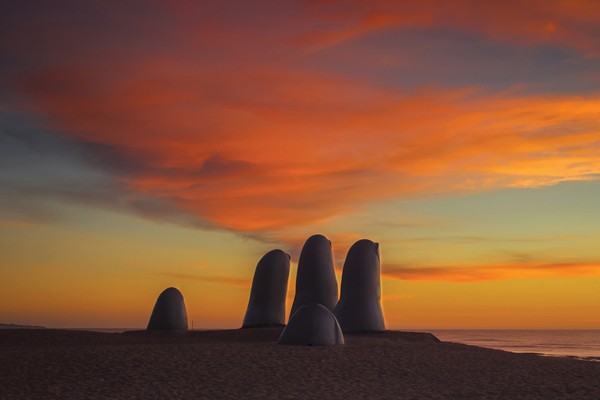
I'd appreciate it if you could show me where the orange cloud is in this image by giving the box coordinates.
[0,219,39,229]
[3,1,600,237]
[384,261,600,282]
[12,63,600,233]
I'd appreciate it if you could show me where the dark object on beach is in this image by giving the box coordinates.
[242,249,290,328]
[335,239,385,332]
[279,303,344,346]
[147,287,188,331]
[289,234,338,318]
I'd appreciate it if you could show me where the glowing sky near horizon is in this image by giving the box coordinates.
[1,0,600,329]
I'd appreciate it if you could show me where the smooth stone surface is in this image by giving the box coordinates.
[242,249,290,328]
[334,239,385,332]
[278,303,344,346]
[289,234,338,318]
[147,287,188,331]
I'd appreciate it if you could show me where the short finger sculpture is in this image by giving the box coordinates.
[278,303,344,346]
[147,287,188,331]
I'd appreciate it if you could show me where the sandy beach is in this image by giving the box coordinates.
[1,328,599,399]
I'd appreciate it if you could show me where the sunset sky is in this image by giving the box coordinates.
[1,0,600,329]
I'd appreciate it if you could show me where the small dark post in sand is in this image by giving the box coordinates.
[279,303,344,346]
[289,234,338,318]
[242,249,291,328]
[147,287,188,331]
[334,239,385,332]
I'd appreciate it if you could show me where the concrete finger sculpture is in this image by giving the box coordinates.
[147,287,188,331]
[334,239,385,332]
[278,303,344,346]
[242,249,291,328]
[289,234,338,318]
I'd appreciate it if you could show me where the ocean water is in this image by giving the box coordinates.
[430,330,600,361]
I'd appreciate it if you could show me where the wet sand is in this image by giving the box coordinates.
[1,328,599,399]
